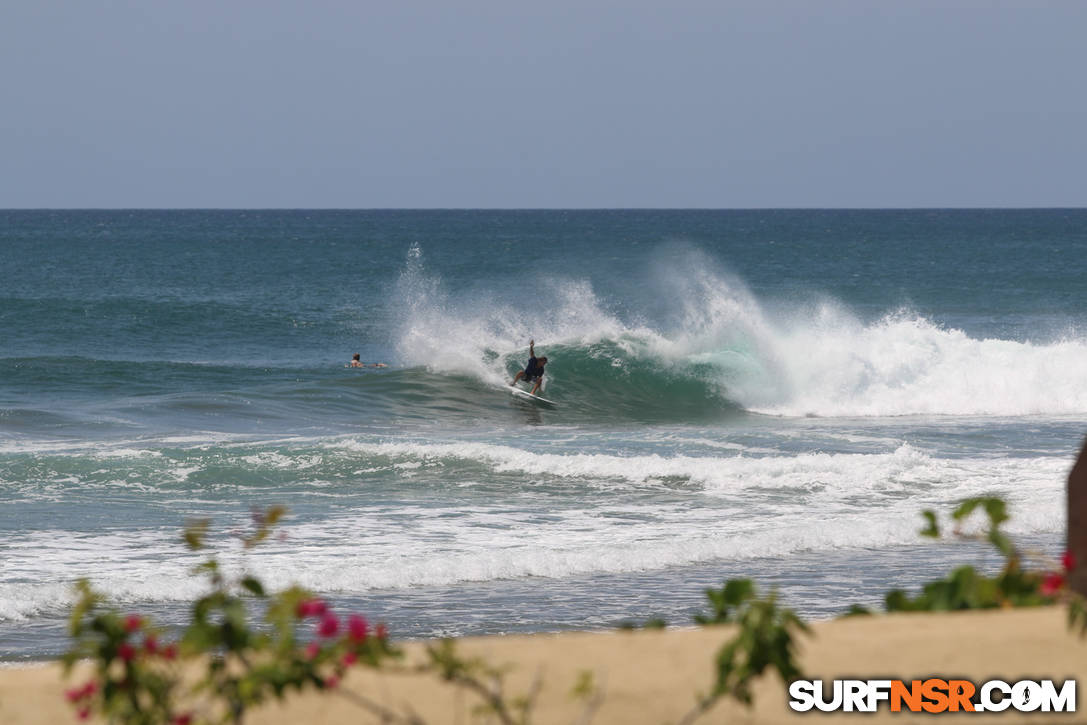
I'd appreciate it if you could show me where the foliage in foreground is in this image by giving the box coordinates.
[64,508,395,724]
[846,496,1072,614]
[615,578,813,722]
[63,509,601,725]
[684,579,810,721]
[67,493,1082,724]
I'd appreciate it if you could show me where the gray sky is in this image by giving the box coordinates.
[3,1,1085,208]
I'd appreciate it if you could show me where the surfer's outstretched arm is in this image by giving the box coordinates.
[529,339,535,357]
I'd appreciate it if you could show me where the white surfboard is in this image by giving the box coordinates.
[510,386,557,406]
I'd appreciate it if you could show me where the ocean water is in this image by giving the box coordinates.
[1,209,1084,660]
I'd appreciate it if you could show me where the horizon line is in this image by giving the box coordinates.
[3,206,1087,212]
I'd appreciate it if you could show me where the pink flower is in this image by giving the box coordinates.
[162,643,178,661]
[67,685,96,715]
[341,651,357,667]
[174,713,193,725]
[1063,551,1077,571]
[117,642,136,663]
[347,614,368,643]
[1042,572,1066,596]
[296,599,328,618]
[123,614,142,633]
[64,680,95,703]
[376,623,388,640]
[144,635,158,655]
[304,642,320,660]
[317,612,340,638]
[324,675,340,689]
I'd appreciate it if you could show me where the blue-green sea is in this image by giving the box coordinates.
[2,210,1085,660]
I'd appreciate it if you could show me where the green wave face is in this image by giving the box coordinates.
[499,339,750,422]
[0,345,753,434]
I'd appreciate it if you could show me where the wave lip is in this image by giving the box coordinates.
[390,246,1087,421]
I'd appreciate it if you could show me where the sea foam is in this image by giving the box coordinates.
[393,245,1087,418]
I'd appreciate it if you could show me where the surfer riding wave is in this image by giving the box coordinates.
[510,339,548,396]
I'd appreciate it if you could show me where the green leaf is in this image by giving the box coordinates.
[265,506,286,526]
[919,510,940,538]
[988,529,1015,558]
[697,578,758,624]
[700,583,809,711]
[241,577,266,597]
[884,589,912,612]
[183,519,211,550]
[982,498,1009,527]
[952,496,1008,528]
[722,579,756,606]
[951,498,982,522]
[842,604,872,617]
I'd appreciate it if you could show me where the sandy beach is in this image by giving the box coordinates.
[2,606,1083,724]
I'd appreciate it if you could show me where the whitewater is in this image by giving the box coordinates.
[1,209,1084,659]
[396,242,1087,420]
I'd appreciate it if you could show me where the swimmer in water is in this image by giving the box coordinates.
[348,353,387,368]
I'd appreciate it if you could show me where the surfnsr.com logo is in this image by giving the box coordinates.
[788,679,1076,713]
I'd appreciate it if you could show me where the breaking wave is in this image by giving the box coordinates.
[392,244,1087,418]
